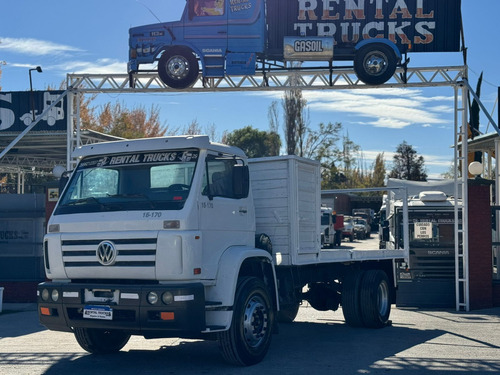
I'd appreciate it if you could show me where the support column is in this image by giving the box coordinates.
[468,180,493,310]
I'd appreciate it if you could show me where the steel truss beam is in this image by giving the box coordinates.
[66,65,471,311]
[67,65,466,93]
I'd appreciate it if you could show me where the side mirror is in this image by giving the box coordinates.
[382,227,389,242]
[232,164,249,199]
[59,172,69,193]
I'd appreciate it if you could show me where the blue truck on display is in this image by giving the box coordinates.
[128,0,461,88]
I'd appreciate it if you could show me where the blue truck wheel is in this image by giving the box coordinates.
[354,43,397,85]
[158,48,199,89]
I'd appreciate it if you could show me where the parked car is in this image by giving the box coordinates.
[342,216,355,242]
[353,217,371,239]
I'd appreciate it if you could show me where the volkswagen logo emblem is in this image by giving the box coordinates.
[97,241,117,266]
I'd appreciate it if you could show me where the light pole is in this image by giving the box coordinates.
[29,66,43,122]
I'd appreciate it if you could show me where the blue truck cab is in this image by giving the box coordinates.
[128,0,461,88]
[128,0,265,88]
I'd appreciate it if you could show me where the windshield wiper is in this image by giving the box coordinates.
[65,197,105,207]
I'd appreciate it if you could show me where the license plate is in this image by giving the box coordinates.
[83,305,113,320]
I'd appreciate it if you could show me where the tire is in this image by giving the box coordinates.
[277,301,300,323]
[158,48,199,89]
[74,328,130,354]
[360,270,391,328]
[341,270,365,327]
[349,234,354,242]
[218,277,274,366]
[354,43,398,85]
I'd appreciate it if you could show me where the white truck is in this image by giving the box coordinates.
[382,190,461,307]
[38,135,406,365]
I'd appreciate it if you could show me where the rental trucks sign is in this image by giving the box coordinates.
[269,0,462,53]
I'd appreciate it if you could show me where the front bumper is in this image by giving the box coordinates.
[37,282,206,338]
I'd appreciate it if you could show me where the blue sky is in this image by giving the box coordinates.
[1,0,499,178]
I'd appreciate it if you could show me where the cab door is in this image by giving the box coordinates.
[198,154,254,279]
[185,0,228,75]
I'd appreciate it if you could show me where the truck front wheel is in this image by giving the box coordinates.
[354,44,398,85]
[74,328,130,354]
[218,277,274,366]
[158,48,199,89]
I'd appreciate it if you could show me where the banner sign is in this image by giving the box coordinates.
[0,90,66,132]
[268,0,462,54]
[78,150,200,170]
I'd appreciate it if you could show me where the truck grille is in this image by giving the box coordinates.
[62,238,157,268]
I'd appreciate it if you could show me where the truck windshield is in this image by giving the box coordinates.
[401,211,458,248]
[55,149,199,215]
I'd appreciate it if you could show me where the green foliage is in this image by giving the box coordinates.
[388,141,427,181]
[225,126,281,158]
[371,152,386,187]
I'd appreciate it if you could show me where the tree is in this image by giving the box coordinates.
[181,119,225,143]
[388,141,427,181]
[267,101,282,156]
[469,72,483,165]
[370,153,386,187]
[225,126,281,158]
[89,102,168,139]
[282,69,307,155]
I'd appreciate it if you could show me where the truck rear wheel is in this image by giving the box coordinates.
[74,328,130,354]
[218,277,274,366]
[341,269,365,327]
[360,270,391,328]
[354,43,397,85]
[158,48,199,89]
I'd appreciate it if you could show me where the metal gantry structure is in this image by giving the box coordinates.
[1,64,477,309]
[64,64,475,311]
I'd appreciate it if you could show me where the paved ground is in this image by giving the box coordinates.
[0,303,499,375]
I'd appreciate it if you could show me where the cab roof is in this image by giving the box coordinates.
[72,135,247,158]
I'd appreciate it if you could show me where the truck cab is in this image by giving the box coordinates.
[128,0,265,88]
[38,135,276,365]
[385,190,461,307]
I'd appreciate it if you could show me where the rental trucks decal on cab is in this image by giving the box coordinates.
[78,150,199,169]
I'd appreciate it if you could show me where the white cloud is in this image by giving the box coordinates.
[0,37,83,56]
[58,59,126,74]
[251,87,455,130]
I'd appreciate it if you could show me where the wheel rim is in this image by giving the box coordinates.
[363,52,388,76]
[166,55,189,80]
[243,295,269,348]
[377,280,389,316]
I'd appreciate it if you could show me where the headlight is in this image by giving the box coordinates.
[147,292,159,305]
[41,289,50,301]
[51,289,60,302]
[162,292,174,305]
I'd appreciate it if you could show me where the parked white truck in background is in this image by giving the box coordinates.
[38,136,406,365]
